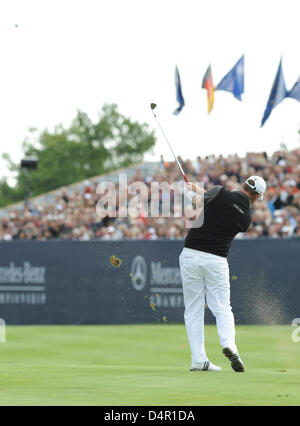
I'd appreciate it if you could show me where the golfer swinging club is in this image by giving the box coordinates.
[179,176,266,372]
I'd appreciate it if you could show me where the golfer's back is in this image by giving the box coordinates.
[184,185,252,258]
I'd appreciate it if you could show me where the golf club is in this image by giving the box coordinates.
[150,103,188,182]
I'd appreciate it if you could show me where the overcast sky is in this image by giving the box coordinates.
[1,0,300,180]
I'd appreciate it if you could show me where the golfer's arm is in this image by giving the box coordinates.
[191,194,204,208]
[188,182,207,194]
[187,182,206,208]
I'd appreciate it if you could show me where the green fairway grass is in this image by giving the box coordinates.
[0,324,299,406]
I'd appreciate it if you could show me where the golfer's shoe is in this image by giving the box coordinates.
[222,347,245,372]
[190,361,222,372]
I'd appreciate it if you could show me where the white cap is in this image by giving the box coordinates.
[245,176,267,200]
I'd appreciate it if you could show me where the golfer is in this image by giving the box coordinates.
[179,176,266,372]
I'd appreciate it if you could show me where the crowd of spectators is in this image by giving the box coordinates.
[1,148,300,241]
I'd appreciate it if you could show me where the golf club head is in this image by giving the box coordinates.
[150,103,157,110]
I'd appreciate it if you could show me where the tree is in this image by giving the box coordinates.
[0,104,156,207]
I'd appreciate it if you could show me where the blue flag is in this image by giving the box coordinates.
[261,59,288,127]
[286,76,300,102]
[173,66,185,115]
[215,55,244,101]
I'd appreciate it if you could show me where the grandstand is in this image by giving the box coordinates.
[1,148,300,241]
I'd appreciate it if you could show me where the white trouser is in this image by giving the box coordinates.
[179,247,237,364]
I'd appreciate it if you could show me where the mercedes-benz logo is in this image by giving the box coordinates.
[130,255,147,291]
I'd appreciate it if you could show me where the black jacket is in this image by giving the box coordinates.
[184,186,252,258]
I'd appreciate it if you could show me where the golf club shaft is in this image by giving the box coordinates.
[151,110,188,182]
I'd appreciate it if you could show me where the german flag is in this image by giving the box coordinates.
[202,65,215,114]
